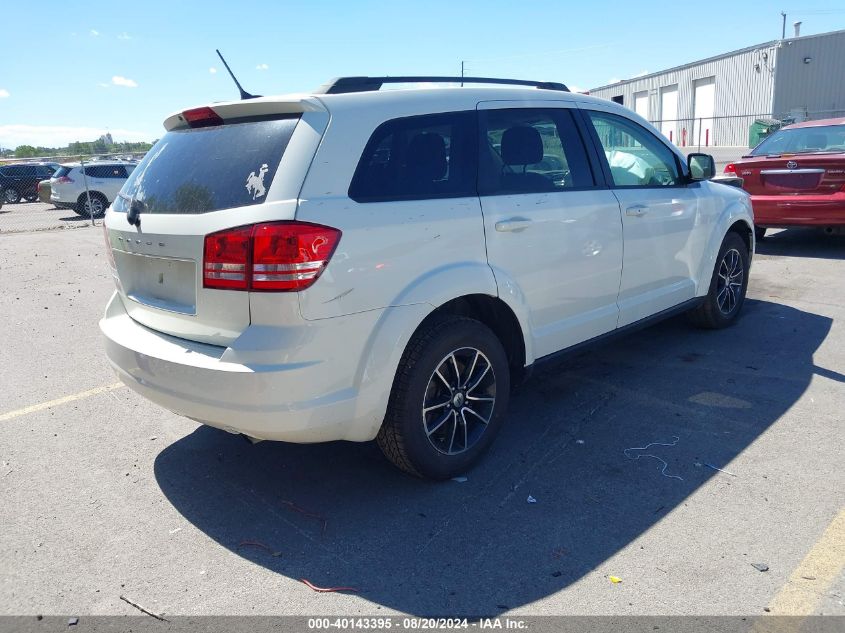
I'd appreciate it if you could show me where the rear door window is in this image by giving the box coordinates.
[478,108,595,194]
[349,111,477,202]
[85,165,129,179]
[113,116,299,215]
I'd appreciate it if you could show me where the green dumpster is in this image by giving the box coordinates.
[749,118,782,148]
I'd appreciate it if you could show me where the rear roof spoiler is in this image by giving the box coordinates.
[316,76,570,94]
[162,97,327,131]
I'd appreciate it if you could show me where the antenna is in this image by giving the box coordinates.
[215,49,261,100]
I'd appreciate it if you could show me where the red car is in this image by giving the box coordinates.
[725,117,845,240]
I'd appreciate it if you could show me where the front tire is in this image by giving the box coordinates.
[688,231,750,329]
[3,188,21,204]
[377,315,511,479]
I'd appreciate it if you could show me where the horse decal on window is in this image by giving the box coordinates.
[245,163,269,200]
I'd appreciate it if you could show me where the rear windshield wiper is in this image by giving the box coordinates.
[127,197,145,227]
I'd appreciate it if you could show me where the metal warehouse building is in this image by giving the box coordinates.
[589,28,845,148]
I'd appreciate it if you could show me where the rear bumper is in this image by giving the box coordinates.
[50,191,76,207]
[99,292,387,443]
[751,192,845,227]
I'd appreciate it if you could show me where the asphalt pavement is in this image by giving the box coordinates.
[0,226,842,618]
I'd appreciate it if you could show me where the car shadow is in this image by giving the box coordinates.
[757,228,845,260]
[153,298,832,616]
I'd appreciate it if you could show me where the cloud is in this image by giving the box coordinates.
[97,83,111,89]
[111,76,138,88]
[117,32,131,40]
[256,63,269,71]
[0,125,154,148]
[607,77,621,85]
[209,67,217,74]
[568,85,587,94]
[631,70,649,78]
[0,89,9,98]
[90,29,100,37]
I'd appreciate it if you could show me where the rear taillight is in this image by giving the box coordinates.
[203,226,252,290]
[724,163,737,175]
[183,106,224,128]
[203,222,341,292]
[56,176,74,184]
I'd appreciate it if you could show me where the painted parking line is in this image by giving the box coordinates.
[0,382,125,422]
[767,508,845,616]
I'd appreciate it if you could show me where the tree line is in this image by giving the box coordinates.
[2,139,155,159]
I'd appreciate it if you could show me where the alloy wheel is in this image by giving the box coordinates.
[716,248,744,315]
[422,347,497,456]
[85,197,105,216]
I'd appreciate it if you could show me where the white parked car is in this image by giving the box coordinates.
[51,161,136,217]
[101,77,754,479]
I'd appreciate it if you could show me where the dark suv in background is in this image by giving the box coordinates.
[0,163,59,204]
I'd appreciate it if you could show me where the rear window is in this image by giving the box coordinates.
[750,124,845,156]
[113,116,299,215]
[53,166,73,179]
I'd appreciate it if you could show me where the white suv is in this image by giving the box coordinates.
[101,77,754,479]
[51,161,136,217]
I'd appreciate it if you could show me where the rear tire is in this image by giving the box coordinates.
[3,188,21,204]
[24,191,38,203]
[377,315,510,479]
[688,231,749,329]
[754,226,766,242]
[75,193,108,218]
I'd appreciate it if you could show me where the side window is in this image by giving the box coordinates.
[586,111,682,187]
[478,108,594,195]
[349,111,476,202]
[84,165,125,178]
[8,166,35,177]
[107,165,129,178]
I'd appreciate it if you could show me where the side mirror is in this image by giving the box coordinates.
[688,153,716,180]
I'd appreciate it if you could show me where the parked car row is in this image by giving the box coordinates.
[0,159,137,218]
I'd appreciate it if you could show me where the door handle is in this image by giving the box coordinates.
[495,218,532,232]
[625,205,648,217]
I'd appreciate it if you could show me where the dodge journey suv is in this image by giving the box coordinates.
[101,76,754,479]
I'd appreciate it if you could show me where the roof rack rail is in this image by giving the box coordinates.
[316,76,569,94]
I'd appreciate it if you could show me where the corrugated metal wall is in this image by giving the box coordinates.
[590,45,779,147]
[773,30,845,118]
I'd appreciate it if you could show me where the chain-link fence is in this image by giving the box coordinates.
[0,151,145,234]
[649,108,845,152]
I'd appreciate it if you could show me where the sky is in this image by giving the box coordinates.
[1,1,844,149]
